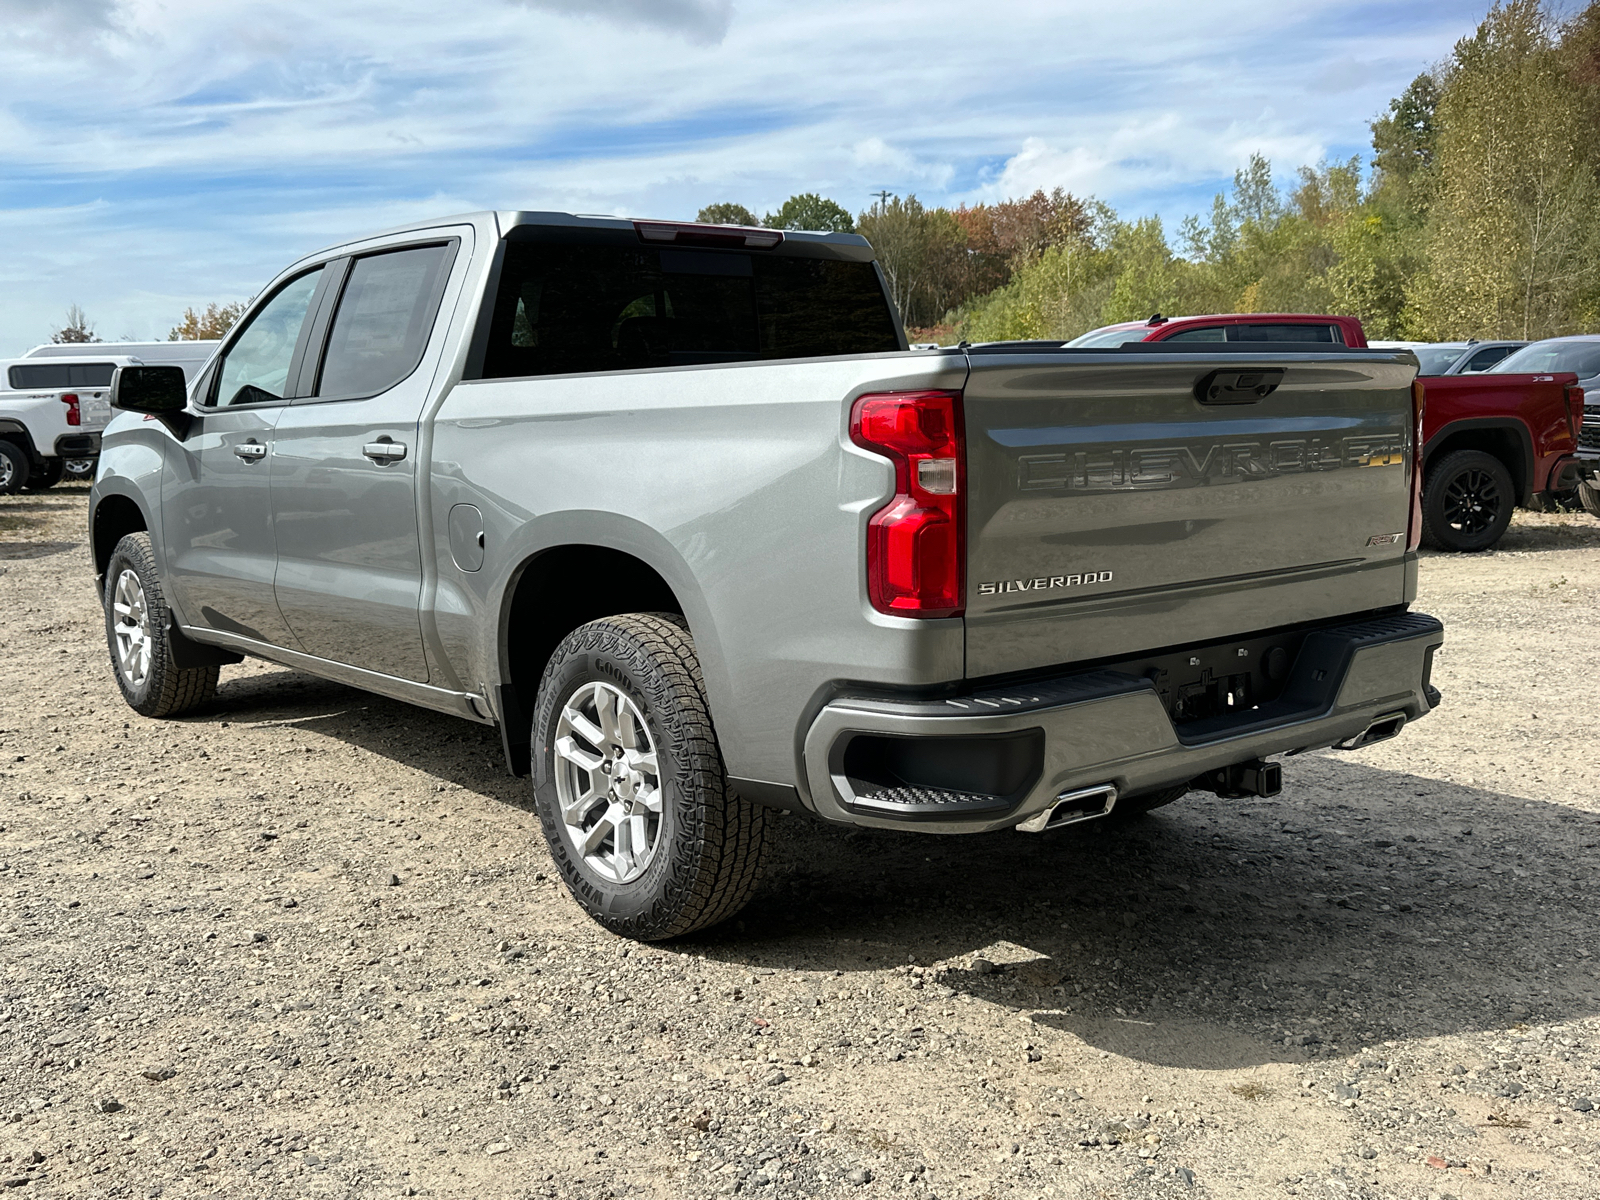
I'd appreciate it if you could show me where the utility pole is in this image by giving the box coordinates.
[871,189,894,215]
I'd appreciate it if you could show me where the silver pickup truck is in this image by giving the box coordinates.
[90,211,1443,939]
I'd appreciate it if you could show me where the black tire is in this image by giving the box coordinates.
[22,458,64,491]
[530,612,771,940]
[1421,449,1515,552]
[0,439,29,494]
[103,532,219,718]
[1579,480,1600,519]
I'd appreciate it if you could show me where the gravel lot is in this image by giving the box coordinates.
[2,485,1599,1200]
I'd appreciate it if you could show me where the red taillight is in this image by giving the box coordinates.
[850,390,965,617]
[1407,379,1426,551]
[60,392,81,427]
[1566,385,1586,439]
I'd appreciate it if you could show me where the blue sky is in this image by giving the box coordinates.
[0,0,1490,354]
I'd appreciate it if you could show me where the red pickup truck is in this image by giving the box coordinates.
[1069,313,1585,551]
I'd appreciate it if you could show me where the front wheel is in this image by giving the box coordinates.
[103,533,219,717]
[1421,449,1514,552]
[530,613,771,940]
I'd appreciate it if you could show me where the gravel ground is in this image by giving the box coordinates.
[2,485,1599,1200]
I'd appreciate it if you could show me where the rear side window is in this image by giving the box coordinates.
[7,362,116,389]
[1159,327,1226,343]
[317,243,454,398]
[479,240,901,379]
[1225,323,1341,343]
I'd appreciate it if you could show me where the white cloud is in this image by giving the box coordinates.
[0,0,1490,352]
[512,0,734,44]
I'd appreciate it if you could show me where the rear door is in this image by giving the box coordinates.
[961,347,1416,678]
[269,234,464,681]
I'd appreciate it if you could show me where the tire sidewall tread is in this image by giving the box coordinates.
[530,613,769,941]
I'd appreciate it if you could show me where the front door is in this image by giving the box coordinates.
[161,267,326,645]
[269,239,459,682]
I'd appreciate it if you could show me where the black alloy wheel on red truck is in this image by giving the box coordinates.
[1421,449,1515,552]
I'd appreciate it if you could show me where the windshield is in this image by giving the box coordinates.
[1414,346,1467,375]
[1065,324,1150,348]
[1489,339,1600,379]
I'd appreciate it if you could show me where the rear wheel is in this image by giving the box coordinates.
[62,458,96,481]
[1421,449,1515,552]
[1579,480,1600,519]
[530,612,771,940]
[22,458,64,491]
[0,440,29,494]
[103,532,219,718]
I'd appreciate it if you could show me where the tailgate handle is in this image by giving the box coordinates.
[1195,368,1284,404]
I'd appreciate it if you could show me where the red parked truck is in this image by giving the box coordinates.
[1067,314,1585,551]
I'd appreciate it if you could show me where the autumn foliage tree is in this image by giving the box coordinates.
[169,301,247,341]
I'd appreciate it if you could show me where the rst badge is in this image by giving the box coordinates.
[978,571,1113,597]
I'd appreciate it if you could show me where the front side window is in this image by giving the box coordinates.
[480,239,900,379]
[1462,345,1518,372]
[213,269,323,407]
[317,244,453,398]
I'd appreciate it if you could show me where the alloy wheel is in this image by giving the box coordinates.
[553,681,663,884]
[1441,467,1502,535]
[111,568,153,688]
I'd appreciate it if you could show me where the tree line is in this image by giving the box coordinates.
[704,0,1600,345]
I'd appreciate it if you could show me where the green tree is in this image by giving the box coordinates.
[855,195,968,328]
[764,193,854,233]
[1407,0,1600,338]
[695,202,759,226]
[169,300,247,341]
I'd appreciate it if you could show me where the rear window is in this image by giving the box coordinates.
[1490,340,1600,379]
[1163,323,1343,344]
[7,362,116,389]
[478,240,901,379]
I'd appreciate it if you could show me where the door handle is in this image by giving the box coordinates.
[363,440,407,463]
[233,440,267,461]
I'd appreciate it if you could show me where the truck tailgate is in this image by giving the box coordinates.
[962,348,1418,678]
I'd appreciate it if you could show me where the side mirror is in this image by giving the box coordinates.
[110,365,189,414]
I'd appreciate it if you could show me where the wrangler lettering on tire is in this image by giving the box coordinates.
[530,613,771,940]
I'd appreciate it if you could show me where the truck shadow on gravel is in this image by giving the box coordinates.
[204,667,1600,1073]
[728,756,1600,1071]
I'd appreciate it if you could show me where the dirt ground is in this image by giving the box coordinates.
[2,485,1599,1200]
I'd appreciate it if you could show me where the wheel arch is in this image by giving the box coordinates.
[489,514,723,776]
[1423,418,1535,504]
[91,489,151,582]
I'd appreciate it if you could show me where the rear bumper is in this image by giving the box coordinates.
[801,611,1444,833]
[52,432,100,458]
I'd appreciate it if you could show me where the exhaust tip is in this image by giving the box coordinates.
[1334,712,1407,751]
[1017,784,1119,833]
